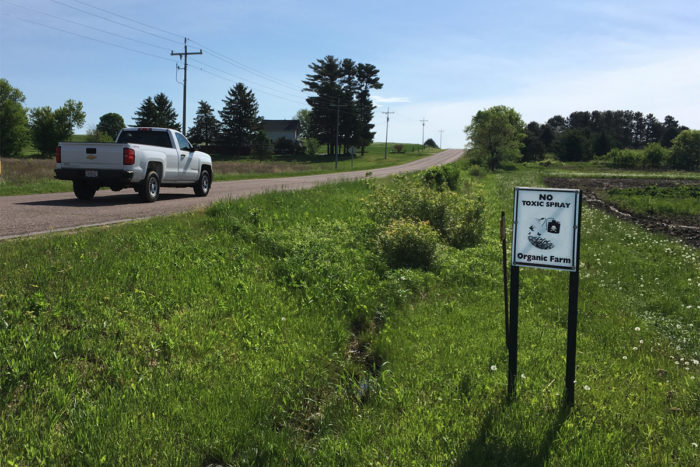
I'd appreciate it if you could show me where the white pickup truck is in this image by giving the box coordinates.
[55,127,213,202]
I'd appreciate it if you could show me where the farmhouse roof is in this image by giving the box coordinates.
[262,120,300,132]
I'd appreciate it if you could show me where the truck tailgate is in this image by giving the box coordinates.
[59,142,125,170]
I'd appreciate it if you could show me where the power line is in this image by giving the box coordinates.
[190,58,303,101]
[5,1,167,52]
[68,0,181,41]
[189,39,301,93]
[8,14,178,64]
[48,0,180,46]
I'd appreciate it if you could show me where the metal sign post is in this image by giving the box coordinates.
[508,187,582,404]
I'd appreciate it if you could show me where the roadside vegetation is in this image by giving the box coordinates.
[1,162,698,464]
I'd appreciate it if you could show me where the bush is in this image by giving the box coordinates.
[442,194,486,248]
[252,133,272,160]
[644,143,667,168]
[273,137,301,155]
[304,138,320,156]
[609,148,644,169]
[669,130,700,170]
[421,165,460,191]
[468,165,485,177]
[85,127,113,143]
[393,144,404,153]
[367,178,485,249]
[378,219,440,270]
[424,138,439,149]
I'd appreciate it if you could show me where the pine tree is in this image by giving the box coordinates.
[133,93,179,130]
[188,101,219,147]
[303,56,382,156]
[219,83,263,155]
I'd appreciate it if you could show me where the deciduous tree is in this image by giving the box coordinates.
[669,129,700,170]
[465,106,525,170]
[29,100,85,157]
[0,78,28,158]
[96,112,125,139]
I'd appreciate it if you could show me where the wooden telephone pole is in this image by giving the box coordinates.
[171,38,202,135]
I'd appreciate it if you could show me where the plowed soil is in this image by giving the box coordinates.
[544,177,700,248]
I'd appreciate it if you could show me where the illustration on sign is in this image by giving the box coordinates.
[512,188,581,271]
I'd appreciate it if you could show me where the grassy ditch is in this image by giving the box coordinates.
[1,166,698,464]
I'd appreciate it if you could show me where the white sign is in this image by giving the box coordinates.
[512,187,581,271]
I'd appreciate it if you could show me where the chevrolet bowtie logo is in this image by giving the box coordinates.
[87,155,96,160]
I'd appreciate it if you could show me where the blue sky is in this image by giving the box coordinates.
[1,0,699,149]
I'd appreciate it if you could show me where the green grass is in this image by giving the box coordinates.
[599,185,700,218]
[0,141,440,196]
[1,166,698,464]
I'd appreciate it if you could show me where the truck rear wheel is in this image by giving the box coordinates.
[73,180,97,201]
[194,168,211,197]
[138,170,160,202]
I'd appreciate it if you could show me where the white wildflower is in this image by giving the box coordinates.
[584,385,591,391]
[490,365,497,372]
[634,327,641,332]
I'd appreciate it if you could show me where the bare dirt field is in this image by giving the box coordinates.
[545,177,700,248]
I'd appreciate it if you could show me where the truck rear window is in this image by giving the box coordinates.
[117,130,173,148]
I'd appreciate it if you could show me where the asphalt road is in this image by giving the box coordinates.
[0,149,463,241]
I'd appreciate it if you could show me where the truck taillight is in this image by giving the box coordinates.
[123,148,135,165]
[56,146,61,163]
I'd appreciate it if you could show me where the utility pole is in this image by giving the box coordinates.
[330,97,348,170]
[382,107,395,159]
[171,38,202,135]
[420,118,428,149]
[439,130,444,149]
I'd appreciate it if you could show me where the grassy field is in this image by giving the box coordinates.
[0,141,439,196]
[599,185,700,218]
[0,165,698,464]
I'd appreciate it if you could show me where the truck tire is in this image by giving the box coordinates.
[193,168,211,197]
[138,170,160,202]
[73,180,97,201]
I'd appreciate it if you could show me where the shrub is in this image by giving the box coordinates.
[424,138,439,149]
[273,137,300,155]
[367,178,485,249]
[442,194,486,248]
[393,144,404,153]
[609,148,644,169]
[378,219,440,270]
[304,138,320,156]
[669,130,700,170]
[421,165,460,191]
[643,143,667,168]
[468,165,485,177]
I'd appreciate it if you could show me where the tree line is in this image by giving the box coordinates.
[521,110,689,162]
[1,55,382,159]
[466,106,699,171]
